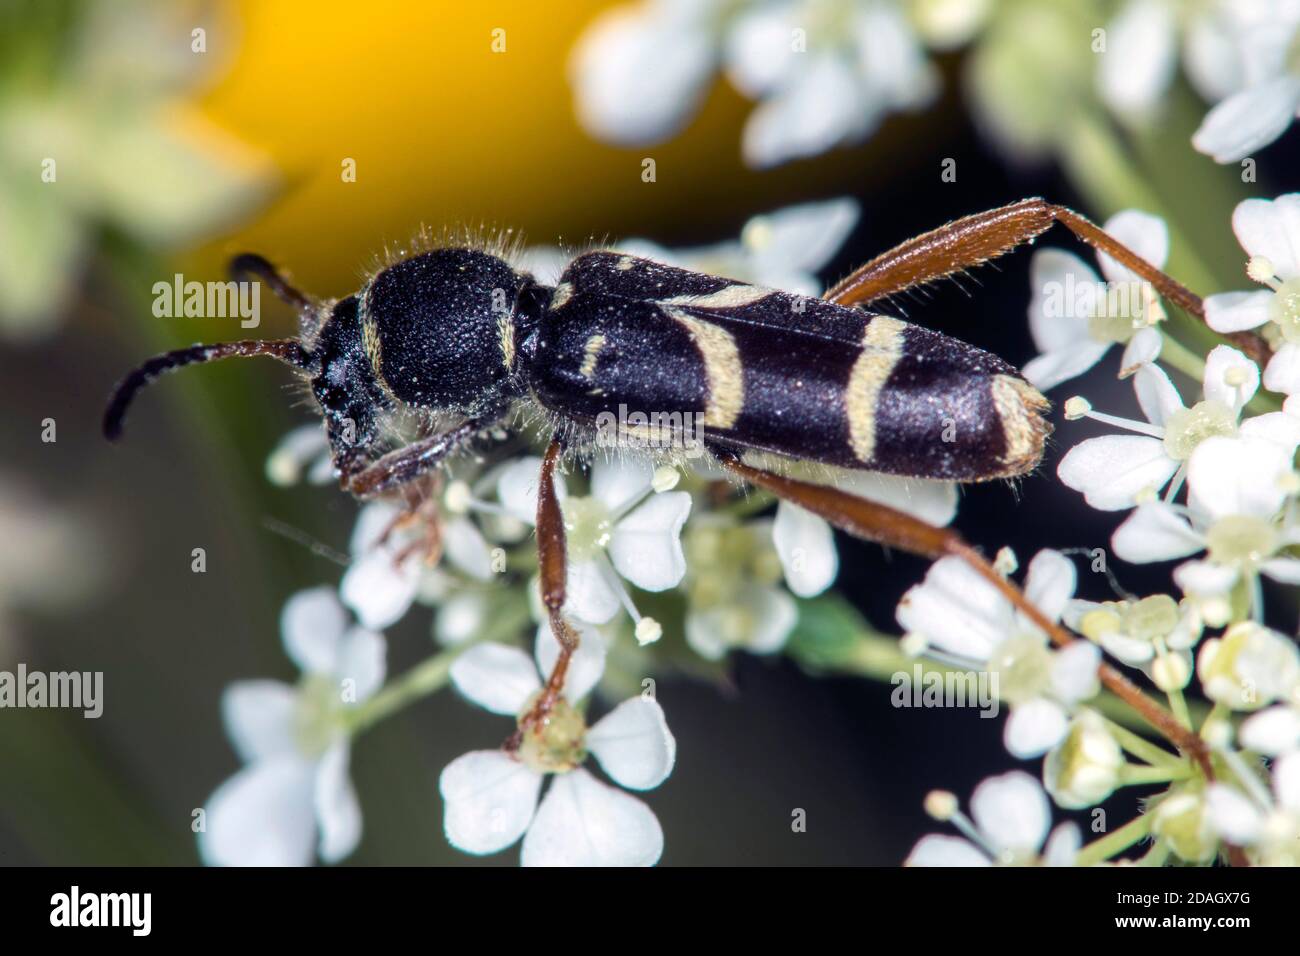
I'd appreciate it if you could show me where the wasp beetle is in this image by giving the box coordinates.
[104,197,1208,734]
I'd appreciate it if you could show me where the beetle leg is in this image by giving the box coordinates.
[509,437,579,749]
[714,452,1218,781]
[824,198,1267,364]
[344,416,497,498]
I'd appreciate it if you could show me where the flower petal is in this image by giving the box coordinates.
[1203,345,1259,414]
[442,516,493,582]
[905,834,991,866]
[1023,344,1111,391]
[496,456,566,525]
[336,627,386,702]
[1112,503,1203,563]
[339,548,420,631]
[1239,705,1300,756]
[1230,193,1300,278]
[1004,698,1070,759]
[439,750,542,855]
[587,697,677,790]
[281,587,347,675]
[1192,76,1300,164]
[1050,640,1101,703]
[608,491,691,591]
[1097,209,1169,284]
[435,592,489,646]
[1119,326,1162,376]
[1057,436,1177,510]
[1205,782,1264,843]
[1188,435,1290,520]
[569,3,715,145]
[1133,362,1185,428]
[1239,408,1300,453]
[198,755,317,866]
[521,768,663,866]
[1023,549,1077,622]
[221,680,299,764]
[314,743,361,864]
[773,501,839,597]
[589,453,654,512]
[564,558,622,624]
[832,470,959,526]
[897,556,1010,661]
[1026,248,1098,354]
[1096,0,1176,121]
[535,618,608,702]
[751,198,861,276]
[1205,289,1274,333]
[741,55,873,168]
[1264,342,1300,396]
[970,770,1051,854]
[450,642,541,715]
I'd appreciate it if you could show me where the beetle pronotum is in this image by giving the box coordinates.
[104,198,1222,771]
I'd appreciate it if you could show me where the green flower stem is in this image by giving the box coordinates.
[1155,331,1207,386]
[1166,685,1193,732]
[348,646,464,735]
[1119,762,1193,787]
[1103,716,1184,771]
[1136,839,1172,867]
[1075,812,1153,867]
[349,600,533,734]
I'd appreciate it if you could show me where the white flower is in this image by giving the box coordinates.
[496,454,690,627]
[723,1,940,167]
[1066,594,1201,691]
[682,515,797,660]
[1023,210,1168,390]
[1206,751,1300,865]
[340,489,495,631]
[1095,0,1270,127]
[1240,700,1300,755]
[1191,6,1300,162]
[1044,711,1125,809]
[1204,194,1300,394]
[199,588,385,866]
[906,771,1080,866]
[1058,346,1289,511]
[439,628,675,866]
[897,549,1100,758]
[1197,621,1300,711]
[569,0,722,146]
[1108,437,1300,617]
[771,466,957,598]
[570,1,947,168]
[621,198,859,296]
[265,423,334,486]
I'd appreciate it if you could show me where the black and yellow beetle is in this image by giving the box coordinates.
[103,197,1207,736]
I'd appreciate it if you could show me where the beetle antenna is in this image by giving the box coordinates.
[229,253,314,315]
[104,339,315,441]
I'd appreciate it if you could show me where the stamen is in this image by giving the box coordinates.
[1246,255,1280,288]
